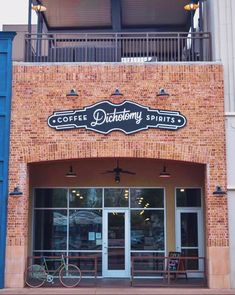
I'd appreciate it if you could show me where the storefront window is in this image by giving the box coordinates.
[176,188,201,207]
[69,188,102,208]
[104,188,129,207]
[130,188,164,208]
[131,252,165,275]
[131,210,164,250]
[34,209,67,250]
[35,188,67,208]
[33,187,165,276]
[69,209,102,250]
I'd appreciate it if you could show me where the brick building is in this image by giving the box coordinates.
[1,0,235,290]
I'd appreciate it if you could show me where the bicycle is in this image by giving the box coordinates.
[25,254,82,288]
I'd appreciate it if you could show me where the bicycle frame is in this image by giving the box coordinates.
[41,255,67,283]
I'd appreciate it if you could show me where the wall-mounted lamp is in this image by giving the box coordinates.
[32,5,47,12]
[213,186,226,196]
[184,3,199,11]
[111,88,123,97]
[159,166,171,178]
[9,186,23,197]
[184,2,199,33]
[66,89,78,97]
[65,166,77,178]
[157,88,169,97]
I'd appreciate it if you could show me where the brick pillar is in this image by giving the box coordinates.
[5,163,29,288]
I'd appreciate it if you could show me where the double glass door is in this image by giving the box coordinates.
[103,209,130,277]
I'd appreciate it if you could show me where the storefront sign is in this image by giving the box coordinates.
[48,100,187,134]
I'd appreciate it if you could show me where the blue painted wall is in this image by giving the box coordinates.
[0,32,16,289]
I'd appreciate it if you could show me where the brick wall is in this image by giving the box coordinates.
[6,63,228,287]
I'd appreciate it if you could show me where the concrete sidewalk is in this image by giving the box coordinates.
[0,288,235,295]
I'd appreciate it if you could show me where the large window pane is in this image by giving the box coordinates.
[104,188,129,207]
[181,249,199,270]
[130,189,164,208]
[131,210,164,250]
[69,210,102,250]
[32,252,64,269]
[69,188,102,208]
[34,210,67,250]
[176,188,201,207]
[69,252,102,276]
[35,189,67,208]
[131,252,164,276]
[181,212,198,247]
[108,212,125,270]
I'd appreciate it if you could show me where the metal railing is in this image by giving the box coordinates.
[25,32,211,63]
[131,255,207,287]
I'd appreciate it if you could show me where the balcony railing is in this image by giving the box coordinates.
[25,32,211,63]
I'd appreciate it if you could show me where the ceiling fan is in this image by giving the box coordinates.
[102,160,136,183]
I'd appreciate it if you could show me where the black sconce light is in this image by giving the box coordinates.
[157,88,169,97]
[65,166,77,178]
[159,166,171,178]
[66,89,78,97]
[111,88,123,97]
[213,186,226,196]
[9,186,23,197]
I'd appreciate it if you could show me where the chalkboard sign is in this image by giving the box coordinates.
[167,252,181,271]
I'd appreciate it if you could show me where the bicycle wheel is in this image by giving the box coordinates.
[25,264,46,288]
[59,264,81,287]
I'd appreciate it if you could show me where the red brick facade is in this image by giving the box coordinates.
[6,63,229,288]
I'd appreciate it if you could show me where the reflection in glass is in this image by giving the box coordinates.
[181,249,199,270]
[34,210,67,250]
[176,188,201,207]
[33,252,64,269]
[69,188,102,208]
[131,210,164,250]
[181,213,198,247]
[131,252,164,276]
[35,189,67,208]
[104,189,129,207]
[130,189,164,208]
[108,212,125,270]
[108,248,125,270]
[69,252,102,276]
[69,210,102,250]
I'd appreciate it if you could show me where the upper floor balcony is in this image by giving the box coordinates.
[25,31,211,63]
[11,0,212,63]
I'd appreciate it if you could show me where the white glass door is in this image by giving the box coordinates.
[103,209,130,277]
[175,209,204,277]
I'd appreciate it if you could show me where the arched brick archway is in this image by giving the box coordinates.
[22,141,210,164]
